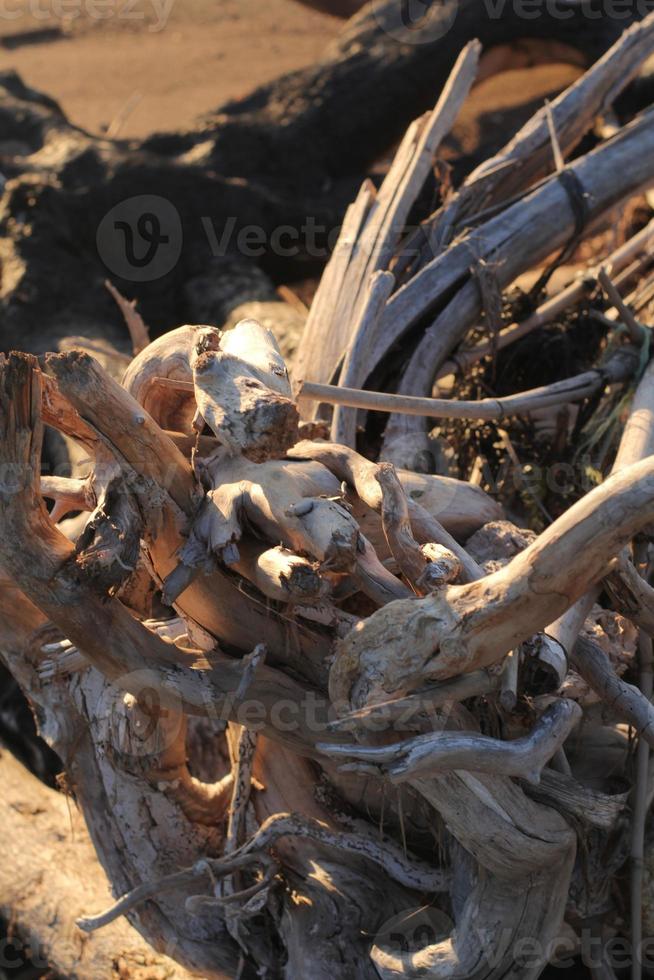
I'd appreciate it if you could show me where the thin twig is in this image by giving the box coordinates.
[105,280,150,354]
[597,267,647,347]
[297,346,638,421]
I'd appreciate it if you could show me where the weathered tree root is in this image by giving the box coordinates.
[330,454,654,709]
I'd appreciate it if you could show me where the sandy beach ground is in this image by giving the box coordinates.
[0,0,340,137]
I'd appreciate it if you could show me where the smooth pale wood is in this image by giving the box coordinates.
[40,474,96,521]
[122,324,214,433]
[197,454,359,572]
[292,179,375,411]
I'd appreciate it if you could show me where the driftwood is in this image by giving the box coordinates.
[5,15,654,980]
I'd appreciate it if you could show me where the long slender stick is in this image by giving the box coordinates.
[298,346,638,420]
[597,267,647,347]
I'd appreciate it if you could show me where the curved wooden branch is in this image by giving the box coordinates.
[571,634,654,747]
[434,218,654,381]
[318,699,581,784]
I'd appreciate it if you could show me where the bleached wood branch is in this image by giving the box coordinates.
[319,699,581,784]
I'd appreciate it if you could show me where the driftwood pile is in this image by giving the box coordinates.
[7,11,654,980]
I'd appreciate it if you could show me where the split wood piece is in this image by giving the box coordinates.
[434,216,654,382]
[191,318,299,461]
[287,439,495,578]
[376,461,460,594]
[300,343,639,422]
[597,267,648,347]
[330,453,654,709]
[400,11,654,269]
[318,698,581,785]
[293,41,481,416]
[44,350,333,688]
[499,649,519,711]
[571,634,654,748]
[378,108,654,468]
[330,269,394,446]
